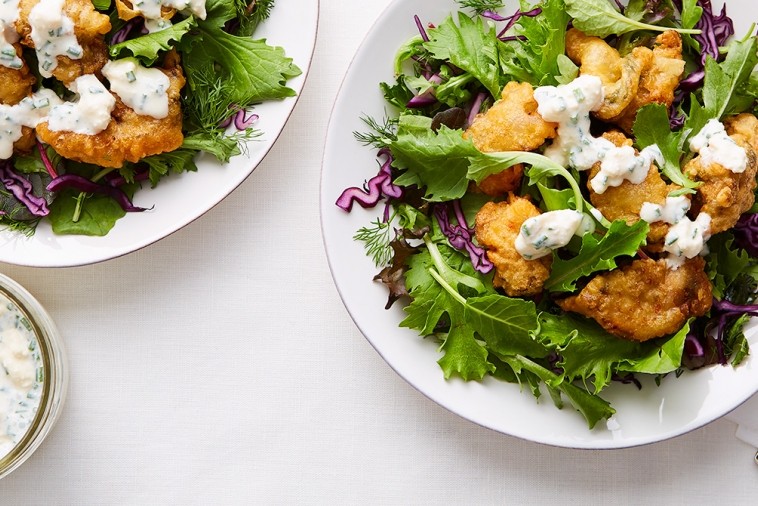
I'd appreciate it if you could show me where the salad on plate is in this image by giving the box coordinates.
[0,0,300,236]
[336,0,758,428]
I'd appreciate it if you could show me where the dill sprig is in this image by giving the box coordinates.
[354,218,394,267]
[184,67,242,132]
[233,0,275,36]
[353,114,398,149]
[456,0,505,14]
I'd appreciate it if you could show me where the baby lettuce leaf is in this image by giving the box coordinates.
[705,233,752,299]
[181,0,301,106]
[684,35,758,139]
[632,104,698,189]
[424,12,504,98]
[109,17,196,65]
[500,354,615,429]
[545,220,649,293]
[48,189,127,236]
[391,117,479,201]
[501,0,571,87]
[401,242,495,380]
[564,0,700,38]
[465,294,547,358]
[618,320,690,375]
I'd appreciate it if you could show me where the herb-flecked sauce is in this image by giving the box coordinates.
[0,292,43,460]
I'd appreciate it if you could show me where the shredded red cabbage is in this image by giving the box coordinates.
[733,213,758,257]
[336,149,403,212]
[434,200,494,274]
[414,15,430,42]
[47,174,149,212]
[481,7,542,41]
[111,18,147,44]
[36,141,58,179]
[0,161,50,217]
[678,0,734,92]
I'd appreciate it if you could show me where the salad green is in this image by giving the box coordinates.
[0,0,300,236]
[338,0,758,428]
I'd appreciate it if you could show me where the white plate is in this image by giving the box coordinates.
[0,2,319,267]
[321,0,758,448]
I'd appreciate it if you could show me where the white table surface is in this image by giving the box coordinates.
[1,0,757,503]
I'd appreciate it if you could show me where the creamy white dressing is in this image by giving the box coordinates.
[662,213,712,269]
[640,195,711,269]
[29,0,83,78]
[515,209,584,260]
[534,75,663,193]
[0,89,61,159]
[102,58,169,119]
[144,17,172,33]
[131,0,207,22]
[0,21,21,69]
[47,75,115,134]
[0,292,43,460]
[639,195,690,225]
[0,0,19,29]
[689,119,748,173]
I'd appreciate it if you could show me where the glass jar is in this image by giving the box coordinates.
[0,273,67,480]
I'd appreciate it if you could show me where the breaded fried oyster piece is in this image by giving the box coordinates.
[36,55,186,168]
[464,81,557,195]
[16,0,111,84]
[557,257,712,342]
[474,196,552,297]
[684,114,758,234]
[588,131,681,248]
[566,29,685,132]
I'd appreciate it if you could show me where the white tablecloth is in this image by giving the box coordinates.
[0,1,756,503]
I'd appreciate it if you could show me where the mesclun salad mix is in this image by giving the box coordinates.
[0,0,299,236]
[337,0,758,428]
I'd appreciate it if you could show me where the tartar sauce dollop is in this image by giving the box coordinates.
[0,20,22,69]
[28,0,83,78]
[0,89,62,159]
[515,209,585,260]
[47,75,115,134]
[103,58,170,119]
[534,75,663,194]
[131,0,207,32]
[689,119,748,173]
[640,195,712,269]
[0,292,44,460]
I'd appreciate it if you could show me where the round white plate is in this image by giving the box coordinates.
[0,2,319,267]
[321,0,758,448]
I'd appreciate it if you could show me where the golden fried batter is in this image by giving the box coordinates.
[557,258,712,341]
[465,81,557,153]
[474,196,552,297]
[16,0,111,84]
[684,118,758,234]
[0,44,35,105]
[36,57,185,168]
[611,31,685,132]
[115,0,175,21]
[0,42,36,155]
[566,28,650,121]
[464,81,556,195]
[588,131,678,247]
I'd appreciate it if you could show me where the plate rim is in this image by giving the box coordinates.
[319,0,758,449]
[0,2,321,268]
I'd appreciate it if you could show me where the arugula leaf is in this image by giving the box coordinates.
[545,220,649,292]
[401,243,495,380]
[501,354,615,429]
[390,116,479,201]
[465,294,547,358]
[725,314,751,367]
[632,104,697,190]
[91,0,110,9]
[564,0,700,38]
[109,17,196,65]
[424,13,503,98]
